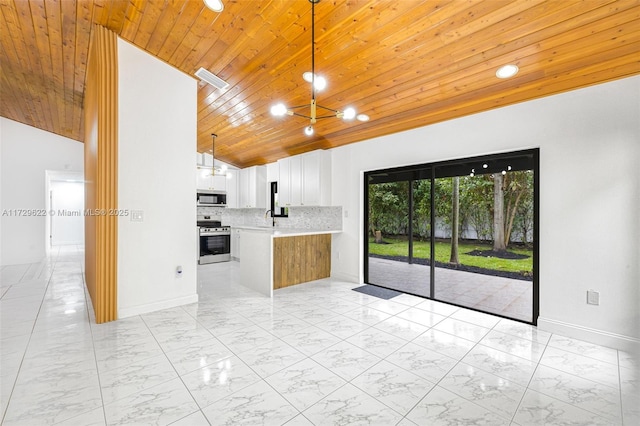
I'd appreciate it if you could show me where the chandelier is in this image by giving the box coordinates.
[198,133,230,178]
[270,0,369,136]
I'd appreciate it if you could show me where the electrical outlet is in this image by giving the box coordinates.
[587,290,600,305]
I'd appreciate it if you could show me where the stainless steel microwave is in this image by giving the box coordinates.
[197,190,227,206]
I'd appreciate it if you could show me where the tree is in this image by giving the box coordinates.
[368,181,409,237]
[503,171,530,245]
[449,176,460,264]
[412,179,431,239]
[460,175,493,241]
[493,174,506,251]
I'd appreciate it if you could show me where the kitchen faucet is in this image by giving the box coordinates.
[264,210,275,227]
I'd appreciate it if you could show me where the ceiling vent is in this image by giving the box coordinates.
[195,67,229,90]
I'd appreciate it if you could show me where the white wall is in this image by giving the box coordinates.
[0,118,84,265]
[330,76,640,350]
[117,39,198,317]
[50,180,84,246]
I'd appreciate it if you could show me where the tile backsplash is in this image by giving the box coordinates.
[197,206,342,230]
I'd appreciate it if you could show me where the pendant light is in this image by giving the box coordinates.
[198,133,228,178]
[270,0,369,136]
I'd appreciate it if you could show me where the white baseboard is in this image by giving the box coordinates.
[331,271,360,283]
[538,316,640,353]
[118,293,199,319]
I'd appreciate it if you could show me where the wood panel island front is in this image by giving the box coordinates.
[236,227,340,297]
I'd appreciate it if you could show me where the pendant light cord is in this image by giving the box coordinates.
[311,0,316,103]
[211,133,217,175]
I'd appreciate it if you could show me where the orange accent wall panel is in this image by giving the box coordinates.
[84,25,118,324]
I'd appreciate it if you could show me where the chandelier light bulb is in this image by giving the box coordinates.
[270,103,287,116]
[303,72,327,91]
[342,107,356,120]
[304,125,314,136]
[314,76,327,91]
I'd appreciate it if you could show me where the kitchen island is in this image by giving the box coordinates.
[236,226,340,297]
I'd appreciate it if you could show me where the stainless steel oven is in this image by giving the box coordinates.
[197,217,231,264]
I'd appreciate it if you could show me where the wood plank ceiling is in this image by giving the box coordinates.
[1,0,638,168]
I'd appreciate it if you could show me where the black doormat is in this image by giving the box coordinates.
[352,285,402,300]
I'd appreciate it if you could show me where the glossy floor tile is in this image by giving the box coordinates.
[1,248,638,425]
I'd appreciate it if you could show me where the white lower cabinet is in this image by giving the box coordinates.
[231,228,241,260]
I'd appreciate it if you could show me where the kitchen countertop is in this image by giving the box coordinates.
[232,225,341,237]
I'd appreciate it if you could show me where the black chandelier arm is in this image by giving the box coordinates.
[288,104,313,110]
[290,112,313,119]
[315,104,340,113]
[315,114,340,120]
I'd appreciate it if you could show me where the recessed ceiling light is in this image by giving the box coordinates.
[496,64,519,79]
[203,0,224,12]
[356,114,370,122]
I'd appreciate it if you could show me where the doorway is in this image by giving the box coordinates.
[45,171,85,250]
[365,150,538,324]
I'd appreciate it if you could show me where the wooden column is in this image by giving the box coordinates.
[84,25,118,323]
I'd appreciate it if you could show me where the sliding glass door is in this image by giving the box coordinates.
[365,150,538,324]
[366,169,431,297]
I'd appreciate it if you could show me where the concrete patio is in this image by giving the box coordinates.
[368,257,532,322]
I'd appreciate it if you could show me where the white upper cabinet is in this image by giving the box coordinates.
[277,150,331,207]
[278,156,292,206]
[226,169,238,208]
[239,165,267,208]
[196,171,227,191]
[266,162,279,183]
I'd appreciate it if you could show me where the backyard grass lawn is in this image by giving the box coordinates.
[368,237,533,273]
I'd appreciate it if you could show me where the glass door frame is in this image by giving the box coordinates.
[364,148,539,325]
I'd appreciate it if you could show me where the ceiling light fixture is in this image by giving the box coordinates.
[496,64,519,79]
[197,133,231,179]
[203,0,224,12]
[270,0,369,136]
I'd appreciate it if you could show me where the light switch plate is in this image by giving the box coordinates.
[587,290,600,305]
[131,210,144,222]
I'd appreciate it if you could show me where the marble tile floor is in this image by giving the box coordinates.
[1,247,638,425]
[368,257,533,322]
